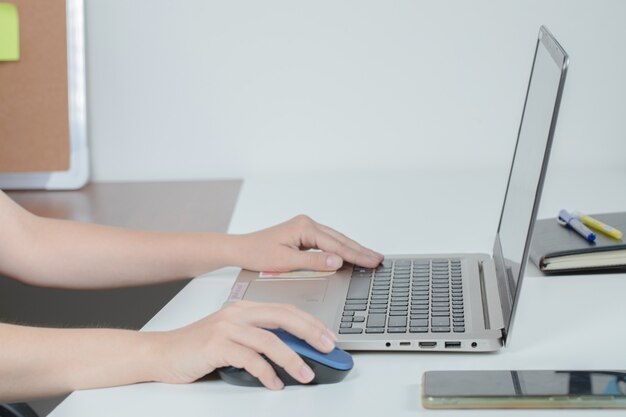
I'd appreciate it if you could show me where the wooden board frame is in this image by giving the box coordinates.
[0,0,88,190]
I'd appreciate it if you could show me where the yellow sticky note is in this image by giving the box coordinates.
[0,3,20,61]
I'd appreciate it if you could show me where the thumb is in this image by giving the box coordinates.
[287,250,344,272]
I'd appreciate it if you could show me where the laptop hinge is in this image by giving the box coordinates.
[478,260,491,330]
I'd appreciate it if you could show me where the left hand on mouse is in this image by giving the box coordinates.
[148,301,337,390]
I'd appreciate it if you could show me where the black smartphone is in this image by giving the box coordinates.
[422,370,626,409]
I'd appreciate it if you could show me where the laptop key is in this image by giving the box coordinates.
[432,317,450,327]
[387,327,407,333]
[388,316,407,327]
[340,323,352,328]
[365,328,385,334]
[412,292,429,298]
[344,304,367,311]
[389,311,408,316]
[366,313,386,328]
[432,295,450,300]
[391,301,408,307]
[353,316,365,323]
[346,276,371,300]
[372,285,390,290]
[409,327,428,333]
[339,328,363,334]
[410,319,428,327]
[431,327,451,333]
[453,327,465,333]
[371,294,389,300]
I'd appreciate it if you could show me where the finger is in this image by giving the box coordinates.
[271,302,337,343]
[232,300,325,331]
[226,341,284,390]
[279,247,345,272]
[317,223,384,263]
[239,303,337,353]
[232,327,315,384]
[309,229,381,269]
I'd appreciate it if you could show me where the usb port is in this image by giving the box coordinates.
[419,341,437,348]
[399,342,411,347]
[445,341,461,349]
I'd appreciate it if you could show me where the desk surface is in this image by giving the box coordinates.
[49,169,626,417]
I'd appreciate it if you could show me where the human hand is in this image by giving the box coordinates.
[230,215,384,272]
[152,301,337,390]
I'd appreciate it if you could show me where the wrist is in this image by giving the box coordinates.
[136,331,171,384]
[141,328,202,385]
[219,233,247,268]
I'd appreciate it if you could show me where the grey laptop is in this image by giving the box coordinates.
[225,26,569,352]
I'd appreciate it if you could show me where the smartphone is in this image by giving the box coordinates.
[422,370,626,409]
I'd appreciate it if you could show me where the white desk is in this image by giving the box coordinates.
[49,168,626,417]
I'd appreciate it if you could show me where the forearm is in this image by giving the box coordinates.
[0,191,382,289]
[4,213,240,289]
[0,322,161,403]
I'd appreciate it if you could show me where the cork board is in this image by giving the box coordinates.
[0,0,70,172]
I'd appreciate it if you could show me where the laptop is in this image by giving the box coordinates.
[225,26,569,352]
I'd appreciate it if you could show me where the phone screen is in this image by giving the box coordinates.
[422,370,626,409]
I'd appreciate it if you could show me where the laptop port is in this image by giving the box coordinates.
[418,341,437,348]
[399,342,411,347]
[445,341,461,349]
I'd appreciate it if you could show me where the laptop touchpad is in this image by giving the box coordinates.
[245,279,328,307]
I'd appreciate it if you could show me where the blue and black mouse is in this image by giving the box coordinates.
[218,329,353,387]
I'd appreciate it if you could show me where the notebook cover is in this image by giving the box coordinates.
[530,212,626,273]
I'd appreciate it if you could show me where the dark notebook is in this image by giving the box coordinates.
[530,212,626,273]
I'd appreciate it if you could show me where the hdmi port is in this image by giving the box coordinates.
[445,341,462,349]
[419,341,437,348]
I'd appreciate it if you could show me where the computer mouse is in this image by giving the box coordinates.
[218,329,353,387]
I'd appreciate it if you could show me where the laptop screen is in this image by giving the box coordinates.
[493,27,568,341]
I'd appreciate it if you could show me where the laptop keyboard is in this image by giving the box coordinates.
[339,258,465,334]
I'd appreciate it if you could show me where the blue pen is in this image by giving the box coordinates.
[558,209,596,242]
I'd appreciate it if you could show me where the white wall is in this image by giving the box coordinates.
[85,0,626,181]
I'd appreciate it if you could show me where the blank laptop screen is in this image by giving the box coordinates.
[495,27,568,333]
